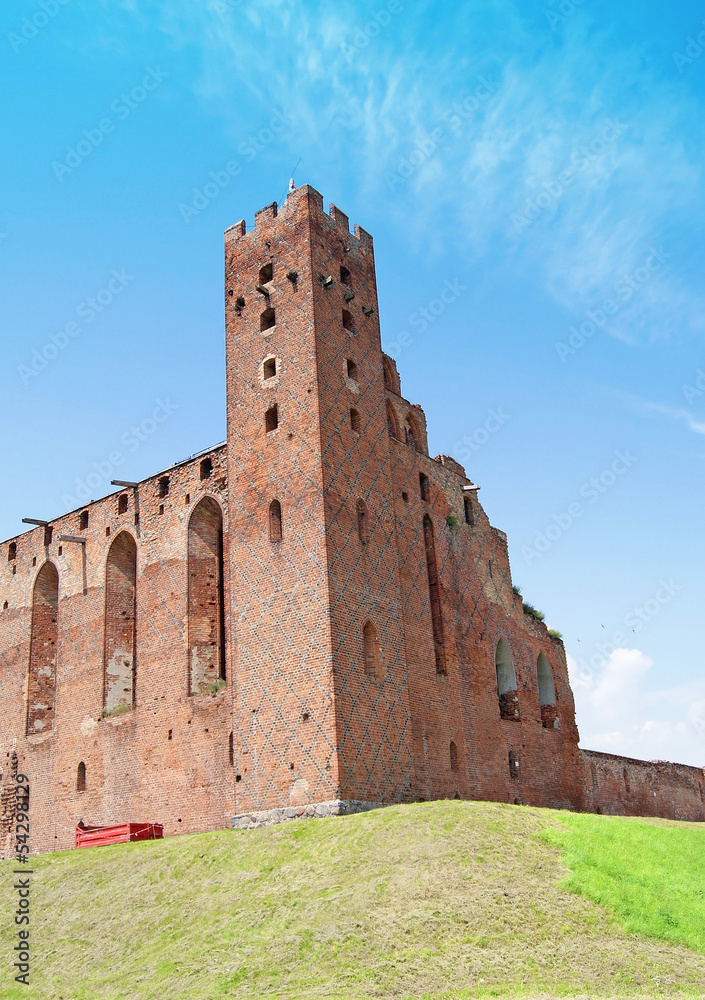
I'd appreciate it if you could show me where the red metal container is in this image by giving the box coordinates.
[74,822,164,849]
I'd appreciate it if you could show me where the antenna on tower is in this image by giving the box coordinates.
[280,157,302,204]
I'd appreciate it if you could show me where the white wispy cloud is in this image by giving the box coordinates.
[569,648,705,766]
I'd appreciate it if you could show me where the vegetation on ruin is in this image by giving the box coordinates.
[522,601,545,622]
[547,628,563,640]
[1,801,704,1000]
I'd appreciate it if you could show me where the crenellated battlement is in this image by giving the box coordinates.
[224,185,373,249]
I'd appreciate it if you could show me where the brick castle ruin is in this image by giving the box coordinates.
[1,185,703,855]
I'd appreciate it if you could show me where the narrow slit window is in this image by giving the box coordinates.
[419,473,429,502]
[8,542,16,561]
[357,499,370,544]
[340,265,351,285]
[79,511,89,530]
[200,457,213,480]
[496,638,520,720]
[350,408,360,433]
[463,495,473,526]
[363,620,379,677]
[342,309,354,332]
[118,494,128,515]
[260,308,276,331]
[387,401,400,440]
[346,358,358,380]
[450,741,459,772]
[269,499,282,541]
[423,514,446,674]
[259,262,273,284]
[43,526,53,546]
[265,404,278,433]
[77,761,86,792]
[263,357,277,379]
[158,476,170,498]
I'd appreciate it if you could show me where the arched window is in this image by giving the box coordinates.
[342,309,354,332]
[26,562,59,734]
[188,498,225,695]
[357,499,369,544]
[495,638,519,720]
[419,472,429,501]
[537,652,557,728]
[406,415,423,452]
[363,621,379,677]
[382,355,399,393]
[263,357,276,379]
[79,510,89,530]
[449,741,459,772]
[269,499,282,541]
[77,761,86,792]
[386,401,400,440]
[265,404,278,432]
[103,532,137,714]
[260,307,276,331]
[346,358,358,380]
[423,515,446,674]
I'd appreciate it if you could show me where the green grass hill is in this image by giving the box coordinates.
[1,800,704,999]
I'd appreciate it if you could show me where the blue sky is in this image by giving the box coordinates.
[1,0,704,765]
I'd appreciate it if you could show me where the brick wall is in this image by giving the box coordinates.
[582,750,705,822]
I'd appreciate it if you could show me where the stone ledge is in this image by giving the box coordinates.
[230,799,383,830]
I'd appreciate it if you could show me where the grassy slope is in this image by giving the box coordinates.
[1,801,704,1000]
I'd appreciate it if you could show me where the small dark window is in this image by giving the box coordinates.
[342,309,354,332]
[168,729,173,741]
[118,494,128,515]
[357,499,370,544]
[259,262,273,284]
[158,476,170,498]
[8,542,16,561]
[340,265,351,285]
[350,408,360,433]
[79,510,89,530]
[32,556,37,566]
[158,504,164,516]
[508,750,520,780]
[269,499,282,541]
[57,546,63,556]
[185,493,190,504]
[229,731,234,766]
[77,762,86,792]
[463,495,473,526]
[200,458,212,481]
[450,741,459,772]
[2,601,8,610]
[419,473,429,501]
[265,404,279,433]
[402,491,409,503]
[346,359,358,380]
[260,307,276,331]
[363,621,379,677]
[105,527,111,537]
[263,357,277,379]
[43,526,53,546]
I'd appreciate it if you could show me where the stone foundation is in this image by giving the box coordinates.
[231,799,383,830]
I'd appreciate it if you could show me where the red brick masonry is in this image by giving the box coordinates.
[1,186,703,856]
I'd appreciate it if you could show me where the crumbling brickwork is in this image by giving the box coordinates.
[0,186,702,857]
